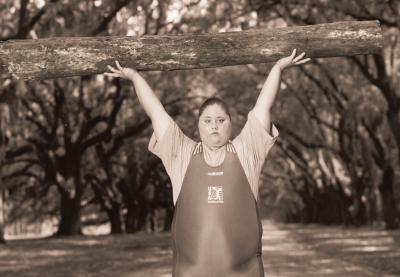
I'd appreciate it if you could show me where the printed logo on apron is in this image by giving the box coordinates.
[207,171,224,176]
[208,186,224,203]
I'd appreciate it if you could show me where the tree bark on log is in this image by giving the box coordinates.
[0,20,382,80]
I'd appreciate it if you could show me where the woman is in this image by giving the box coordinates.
[106,49,310,276]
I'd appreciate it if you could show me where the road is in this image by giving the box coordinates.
[1,220,398,277]
[133,220,396,277]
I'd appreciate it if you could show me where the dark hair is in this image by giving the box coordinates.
[198,97,231,119]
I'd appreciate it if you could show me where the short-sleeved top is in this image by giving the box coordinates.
[148,109,279,205]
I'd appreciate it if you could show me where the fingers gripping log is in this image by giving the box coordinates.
[0,20,382,80]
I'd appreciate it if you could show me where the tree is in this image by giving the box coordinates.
[1,0,398,236]
[245,0,400,228]
[0,89,12,243]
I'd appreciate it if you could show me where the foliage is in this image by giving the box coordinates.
[0,0,399,237]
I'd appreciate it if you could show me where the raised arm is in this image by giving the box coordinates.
[105,61,170,140]
[253,49,310,134]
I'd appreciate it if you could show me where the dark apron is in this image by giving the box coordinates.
[171,143,264,277]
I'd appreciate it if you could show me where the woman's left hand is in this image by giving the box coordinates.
[276,49,311,70]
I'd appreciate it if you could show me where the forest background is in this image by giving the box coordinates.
[0,0,399,241]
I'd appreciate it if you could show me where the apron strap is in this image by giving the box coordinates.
[192,142,203,156]
[192,141,236,156]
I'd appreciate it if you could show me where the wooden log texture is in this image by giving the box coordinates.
[0,20,382,80]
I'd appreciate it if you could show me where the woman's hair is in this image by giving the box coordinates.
[198,97,231,119]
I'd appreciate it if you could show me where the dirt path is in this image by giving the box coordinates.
[133,220,395,277]
[1,220,398,276]
[261,221,389,277]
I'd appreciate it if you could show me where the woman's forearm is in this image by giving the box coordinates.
[129,72,170,140]
[129,72,166,120]
[105,61,170,140]
[253,64,282,132]
[256,64,282,112]
[252,49,310,131]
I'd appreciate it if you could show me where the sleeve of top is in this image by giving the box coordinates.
[148,117,196,205]
[232,109,279,201]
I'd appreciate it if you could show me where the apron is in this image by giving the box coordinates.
[171,142,264,277]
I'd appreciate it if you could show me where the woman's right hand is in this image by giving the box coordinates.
[275,49,310,71]
[105,60,138,80]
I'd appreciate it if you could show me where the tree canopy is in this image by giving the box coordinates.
[0,0,399,239]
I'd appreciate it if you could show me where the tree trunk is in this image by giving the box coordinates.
[379,165,399,229]
[135,197,149,232]
[107,204,123,234]
[0,189,4,243]
[163,207,174,232]
[350,177,368,226]
[336,183,353,225]
[0,21,382,80]
[54,193,82,236]
[0,225,5,244]
[89,179,123,234]
[125,203,136,234]
[0,160,5,244]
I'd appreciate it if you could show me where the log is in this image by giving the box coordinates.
[0,20,382,80]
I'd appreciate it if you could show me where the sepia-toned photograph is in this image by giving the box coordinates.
[0,0,399,276]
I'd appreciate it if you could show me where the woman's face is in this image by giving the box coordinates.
[198,104,232,149]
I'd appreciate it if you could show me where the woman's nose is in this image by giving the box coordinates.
[211,121,218,129]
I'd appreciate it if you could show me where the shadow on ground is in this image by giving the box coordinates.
[0,220,399,277]
[262,222,400,277]
[281,223,400,277]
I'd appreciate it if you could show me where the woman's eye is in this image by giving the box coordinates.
[219,119,225,123]
[204,120,211,123]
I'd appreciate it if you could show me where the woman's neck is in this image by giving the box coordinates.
[203,143,225,152]
[202,143,226,167]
